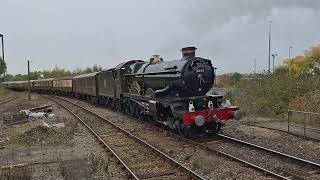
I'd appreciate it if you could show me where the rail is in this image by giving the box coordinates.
[0,97,17,106]
[46,95,205,180]
[218,134,320,169]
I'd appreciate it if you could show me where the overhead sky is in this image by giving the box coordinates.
[1,0,320,75]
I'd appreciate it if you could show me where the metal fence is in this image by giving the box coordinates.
[287,110,320,139]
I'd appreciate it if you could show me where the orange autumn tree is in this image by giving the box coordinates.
[282,45,320,76]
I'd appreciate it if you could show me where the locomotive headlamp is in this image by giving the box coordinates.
[195,115,205,126]
[208,101,213,109]
[189,101,195,112]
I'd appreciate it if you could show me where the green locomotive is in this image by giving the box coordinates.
[97,47,240,136]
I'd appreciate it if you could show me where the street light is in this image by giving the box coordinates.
[288,46,293,75]
[268,20,272,73]
[271,53,278,72]
[0,34,5,78]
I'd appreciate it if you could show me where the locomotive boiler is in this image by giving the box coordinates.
[125,47,215,98]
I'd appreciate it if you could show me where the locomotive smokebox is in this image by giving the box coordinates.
[181,47,197,59]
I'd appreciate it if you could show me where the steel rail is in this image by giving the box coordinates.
[218,134,320,169]
[0,97,17,105]
[48,95,205,180]
[183,138,290,180]
[45,96,139,180]
[57,96,289,180]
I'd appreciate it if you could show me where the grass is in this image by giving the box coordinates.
[0,85,5,95]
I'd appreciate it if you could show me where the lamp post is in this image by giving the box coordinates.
[0,34,5,78]
[271,53,278,72]
[288,46,293,75]
[268,21,272,73]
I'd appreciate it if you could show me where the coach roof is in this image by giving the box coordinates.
[33,78,55,82]
[73,72,100,79]
[54,76,73,80]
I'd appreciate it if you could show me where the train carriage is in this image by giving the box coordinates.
[33,78,54,93]
[53,76,73,95]
[73,72,99,100]
[7,81,29,91]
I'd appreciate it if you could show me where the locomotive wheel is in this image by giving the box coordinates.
[128,101,136,117]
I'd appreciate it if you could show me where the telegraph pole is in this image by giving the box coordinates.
[0,34,5,78]
[268,21,272,73]
[28,60,31,101]
[288,46,293,75]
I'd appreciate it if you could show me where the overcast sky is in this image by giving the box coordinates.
[1,0,320,75]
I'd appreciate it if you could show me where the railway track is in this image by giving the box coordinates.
[202,134,320,179]
[0,97,18,106]
[45,95,205,180]
[55,96,298,179]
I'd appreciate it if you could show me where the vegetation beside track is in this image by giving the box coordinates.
[0,84,6,95]
[219,44,320,118]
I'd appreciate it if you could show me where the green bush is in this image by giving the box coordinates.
[229,70,320,117]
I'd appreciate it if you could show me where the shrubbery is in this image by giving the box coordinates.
[229,70,320,117]
[221,45,320,117]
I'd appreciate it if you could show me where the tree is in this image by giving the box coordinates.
[0,57,6,77]
[231,72,242,85]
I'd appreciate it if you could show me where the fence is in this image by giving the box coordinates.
[287,110,320,139]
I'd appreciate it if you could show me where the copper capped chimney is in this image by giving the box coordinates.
[181,46,197,59]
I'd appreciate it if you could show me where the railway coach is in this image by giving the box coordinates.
[53,76,73,95]
[33,78,54,93]
[6,81,29,91]
[72,72,99,101]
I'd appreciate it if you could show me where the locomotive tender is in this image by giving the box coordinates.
[3,47,240,136]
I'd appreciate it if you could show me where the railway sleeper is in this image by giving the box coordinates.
[130,159,167,169]
[136,169,177,179]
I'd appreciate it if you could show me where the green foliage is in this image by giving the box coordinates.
[216,72,244,88]
[229,70,320,117]
[231,72,242,85]
[0,85,5,95]
[223,45,320,117]
[0,57,6,76]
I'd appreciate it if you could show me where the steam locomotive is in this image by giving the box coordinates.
[3,47,240,137]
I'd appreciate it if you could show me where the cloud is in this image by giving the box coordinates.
[182,0,320,36]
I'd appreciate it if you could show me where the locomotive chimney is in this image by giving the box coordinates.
[181,46,197,59]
